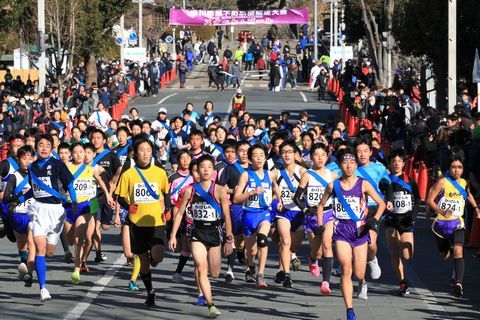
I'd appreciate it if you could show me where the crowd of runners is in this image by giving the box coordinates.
[1,48,480,320]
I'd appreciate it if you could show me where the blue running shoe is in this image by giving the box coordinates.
[347,308,357,320]
[196,295,206,306]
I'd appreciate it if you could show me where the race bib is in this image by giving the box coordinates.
[32,176,53,198]
[280,187,294,205]
[14,198,33,214]
[191,202,217,221]
[438,198,464,217]
[119,155,128,167]
[307,186,326,207]
[392,191,412,214]
[133,182,159,203]
[334,196,361,220]
[74,178,97,198]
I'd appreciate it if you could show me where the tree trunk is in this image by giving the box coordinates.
[86,54,97,88]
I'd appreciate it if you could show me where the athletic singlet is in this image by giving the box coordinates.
[437,178,467,220]
[190,183,221,222]
[11,171,33,214]
[68,164,97,202]
[243,170,272,212]
[355,162,391,206]
[306,169,333,209]
[390,173,413,214]
[277,165,302,211]
[333,178,367,221]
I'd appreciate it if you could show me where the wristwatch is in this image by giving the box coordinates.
[226,235,233,242]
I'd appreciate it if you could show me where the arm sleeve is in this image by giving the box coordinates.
[2,175,18,204]
[293,186,306,211]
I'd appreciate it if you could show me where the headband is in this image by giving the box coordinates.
[339,153,356,162]
[10,138,25,144]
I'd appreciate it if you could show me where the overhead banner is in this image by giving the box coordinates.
[169,8,309,26]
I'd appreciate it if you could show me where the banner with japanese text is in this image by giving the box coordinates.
[169,8,309,26]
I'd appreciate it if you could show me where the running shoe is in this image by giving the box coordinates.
[256,273,267,289]
[333,266,342,277]
[196,295,206,306]
[129,281,140,291]
[64,251,74,263]
[367,256,382,280]
[225,268,235,283]
[18,262,28,279]
[274,270,285,283]
[71,270,80,284]
[453,283,464,298]
[245,269,256,283]
[399,281,410,296]
[347,308,357,320]
[145,291,155,307]
[237,250,245,265]
[80,263,89,273]
[283,275,293,288]
[357,281,368,300]
[95,252,107,263]
[291,257,301,271]
[172,272,184,283]
[321,281,331,296]
[209,305,221,319]
[308,260,320,277]
[40,287,51,302]
[23,273,33,287]
[0,216,5,238]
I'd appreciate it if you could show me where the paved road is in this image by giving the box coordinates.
[1,88,480,319]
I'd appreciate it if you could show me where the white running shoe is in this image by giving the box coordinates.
[18,262,28,279]
[172,272,184,283]
[357,281,368,300]
[367,256,382,280]
[225,268,235,283]
[40,288,51,302]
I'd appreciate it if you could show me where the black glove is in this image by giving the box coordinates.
[314,224,325,237]
[305,207,317,216]
[366,215,380,233]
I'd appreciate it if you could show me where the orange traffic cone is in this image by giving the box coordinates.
[161,74,166,88]
[417,161,429,201]
[348,116,358,137]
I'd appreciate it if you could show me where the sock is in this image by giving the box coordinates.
[20,250,29,264]
[309,254,318,265]
[140,271,153,293]
[322,257,333,283]
[249,265,255,274]
[237,249,245,262]
[60,231,69,252]
[74,267,80,274]
[291,253,297,260]
[175,254,189,274]
[454,258,465,283]
[131,255,140,281]
[35,255,47,289]
[227,249,236,269]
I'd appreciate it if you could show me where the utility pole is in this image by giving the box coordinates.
[333,0,338,47]
[448,0,457,114]
[340,2,345,70]
[139,0,143,47]
[120,14,125,71]
[329,1,333,52]
[37,0,46,93]
[314,0,318,61]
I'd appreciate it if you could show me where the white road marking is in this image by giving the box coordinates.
[157,92,178,105]
[64,255,127,320]
[299,91,308,103]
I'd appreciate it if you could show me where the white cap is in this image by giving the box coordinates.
[236,88,242,94]
[158,107,167,114]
